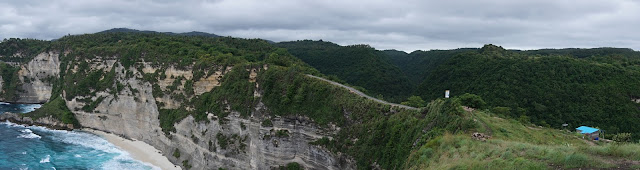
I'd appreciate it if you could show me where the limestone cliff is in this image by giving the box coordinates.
[7,52,353,169]
[0,52,59,103]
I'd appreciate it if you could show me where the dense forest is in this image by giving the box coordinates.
[276,40,414,102]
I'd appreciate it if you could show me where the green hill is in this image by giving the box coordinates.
[416,45,640,139]
[276,40,414,102]
[384,48,477,85]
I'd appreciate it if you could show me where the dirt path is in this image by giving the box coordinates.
[306,75,418,110]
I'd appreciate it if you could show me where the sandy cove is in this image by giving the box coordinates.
[84,129,181,170]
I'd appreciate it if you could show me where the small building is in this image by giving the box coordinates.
[576,126,600,140]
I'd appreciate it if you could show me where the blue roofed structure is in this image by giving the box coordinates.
[576,126,599,134]
[576,126,600,140]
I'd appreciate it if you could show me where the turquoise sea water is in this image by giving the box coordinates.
[0,103,156,170]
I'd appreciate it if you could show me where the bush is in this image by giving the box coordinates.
[173,148,180,158]
[401,95,426,107]
[278,162,302,170]
[612,133,632,143]
[262,119,273,127]
[457,93,486,109]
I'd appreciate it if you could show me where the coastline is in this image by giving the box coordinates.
[83,129,181,170]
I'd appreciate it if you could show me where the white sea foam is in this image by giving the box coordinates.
[102,154,161,170]
[28,126,156,169]
[74,154,82,158]
[18,129,41,139]
[1,120,25,128]
[22,151,27,154]
[0,101,9,105]
[20,104,42,112]
[40,155,51,163]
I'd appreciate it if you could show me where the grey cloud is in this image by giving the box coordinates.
[0,0,638,52]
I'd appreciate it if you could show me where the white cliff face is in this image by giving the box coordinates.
[167,111,352,170]
[1,52,61,103]
[58,56,353,169]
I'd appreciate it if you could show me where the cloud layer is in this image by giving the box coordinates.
[1,0,639,51]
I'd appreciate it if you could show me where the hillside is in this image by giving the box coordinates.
[415,45,640,139]
[276,40,414,102]
[407,107,640,169]
[383,48,477,85]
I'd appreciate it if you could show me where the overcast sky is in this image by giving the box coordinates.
[1,0,638,52]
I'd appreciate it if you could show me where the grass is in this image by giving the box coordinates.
[404,110,640,169]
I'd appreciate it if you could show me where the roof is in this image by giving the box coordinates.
[576,126,599,134]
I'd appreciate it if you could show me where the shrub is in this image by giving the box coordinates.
[262,119,273,127]
[173,148,180,158]
[612,133,632,143]
[457,93,486,109]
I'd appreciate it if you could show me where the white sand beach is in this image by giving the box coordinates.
[84,129,181,170]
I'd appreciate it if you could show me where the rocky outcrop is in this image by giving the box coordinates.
[0,112,74,130]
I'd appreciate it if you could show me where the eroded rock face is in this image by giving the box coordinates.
[0,52,61,103]
[167,111,353,170]
[54,54,354,169]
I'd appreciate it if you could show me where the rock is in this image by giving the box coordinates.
[472,132,491,141]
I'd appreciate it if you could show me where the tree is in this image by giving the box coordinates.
[401,96,426,108]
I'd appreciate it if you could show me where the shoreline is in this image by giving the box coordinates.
[83,129,181,170]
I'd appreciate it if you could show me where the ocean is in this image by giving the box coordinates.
[0,103,156,170]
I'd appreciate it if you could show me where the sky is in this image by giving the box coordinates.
[1,0,639,52]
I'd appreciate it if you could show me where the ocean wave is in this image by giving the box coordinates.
[102,154,161,170]
[20,104,42,112]
[40,155,51,163]
[1,120,26,128]
[18,129,41,139]
[27,126,157,169]
[0,101,9,105]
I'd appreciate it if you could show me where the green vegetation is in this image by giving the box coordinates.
[173,148,180,158]
[217,133,229,150]
[261,119,273,127]
[384,48,476,85]
[457,93,486,109]
[182,160,191,170]
[406,109,640,169]
[0,38,51,63]
[417,45,640,138]
[277,40,413,102]
[0,63,22,101]
[400,95,426,108]
[277,162,303,170]
[275,129,289,138]
[24,96,80,127]
[158,108,190,135]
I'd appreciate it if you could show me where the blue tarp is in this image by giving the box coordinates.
[576,126,599,134]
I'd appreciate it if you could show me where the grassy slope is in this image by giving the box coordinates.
[406,109,640,169]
